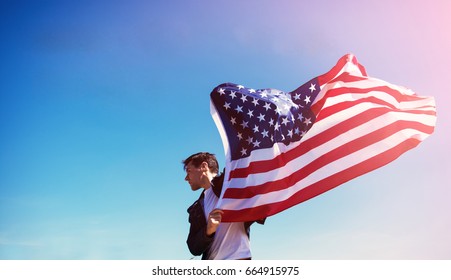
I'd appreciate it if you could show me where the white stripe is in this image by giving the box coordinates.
[210,99,231,161]
[228,134,300,169]
[210,100,233,203]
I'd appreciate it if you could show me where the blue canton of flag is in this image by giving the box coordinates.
[210,80,320,161]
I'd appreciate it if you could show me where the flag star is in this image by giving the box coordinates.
[298,113,304,121]
[304,95,311,104]
[293,93,301,100]
[253,125,259,133]
[263,102,272,111]
[240,148,247,156]
[240,120,249,129]
[253,140,261,148]
[287,129,293,138]
[247,109,254,118]
[249,88,256,93]
[235,105,243,113]
[309,83,316,92]
[303,117,312,126]
[252,98,259,106]
[237,132,243,140]
[218,88,226,95]
[261,129,269,138]
[257,113,265,122]
[275,107,282,114]
[301,130,307,137]
[269,119,275,126]
[240,94,248,103]
[230,117,237,125]
[223,102,231,110]
[237,85,245,90]
[260,91,268,98]
[230,91,237,99]
[294,127,300,135]
[246,136,253,144]
[274,122,280,131]
[282,117,290,126]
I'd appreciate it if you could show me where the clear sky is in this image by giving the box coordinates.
[1,0,450,260]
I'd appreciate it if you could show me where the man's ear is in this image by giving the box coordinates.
[200,161,209,172]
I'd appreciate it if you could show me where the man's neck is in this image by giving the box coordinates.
[202,172,217,190]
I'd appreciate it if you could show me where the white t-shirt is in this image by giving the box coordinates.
[203,187,251,260]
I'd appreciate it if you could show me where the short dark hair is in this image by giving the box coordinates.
[182,152,219,174]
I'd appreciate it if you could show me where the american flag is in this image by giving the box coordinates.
[210,54,436,223]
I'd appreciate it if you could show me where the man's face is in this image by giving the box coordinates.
[184,162,205,191]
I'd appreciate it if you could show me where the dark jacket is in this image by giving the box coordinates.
[186,172,264,259]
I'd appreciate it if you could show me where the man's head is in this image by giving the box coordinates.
[183,152,219,191]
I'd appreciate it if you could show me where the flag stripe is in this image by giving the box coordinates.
[228,105,382,179]
[312,75,425,115]
[222,127,430,211]
[229,101,435,180]
[220,137,423,222]
[316,55,367,85]
[225,128,426,209]
[224,119,433,199]
[226,112,435,191]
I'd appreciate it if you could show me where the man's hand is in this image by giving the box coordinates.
[206,209,224,237]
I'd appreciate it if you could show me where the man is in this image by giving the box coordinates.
[183,152,263,260]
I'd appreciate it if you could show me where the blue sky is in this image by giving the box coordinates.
[1,0,450,259]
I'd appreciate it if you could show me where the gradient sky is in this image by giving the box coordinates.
[1,0,450,260]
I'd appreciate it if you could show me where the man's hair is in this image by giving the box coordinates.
[182,152,219,174]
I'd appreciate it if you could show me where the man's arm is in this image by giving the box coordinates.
[187,222,214,256]
[187,208,223,256]
[187,198,215,256]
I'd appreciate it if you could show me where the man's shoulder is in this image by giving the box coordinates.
[187,191,204,213]
[211,171,224,198]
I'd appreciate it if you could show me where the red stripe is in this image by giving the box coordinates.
[316,96,396,122]
[327,85,421,103]
[328,72,367,84]
[356,60,367,76]
[223,120,434,199]
[316,95,436,123]
[312,85,423,117]
[317,55,349,85]
[221,137,422,222]
[317,54,368,86]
